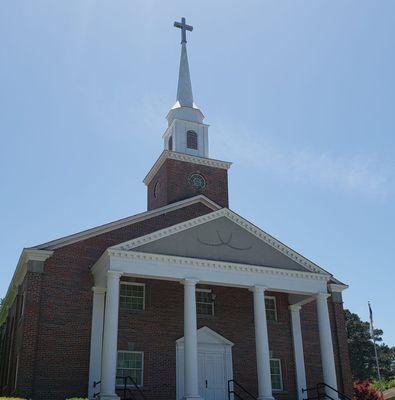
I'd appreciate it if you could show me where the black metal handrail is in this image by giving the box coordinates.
[93,380,101,398]
[302,382,352,400]
[116,375,147,400]
[228,379,257,400]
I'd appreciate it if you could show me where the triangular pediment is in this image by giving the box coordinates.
[176,326,233,346]
[110,209,330,275]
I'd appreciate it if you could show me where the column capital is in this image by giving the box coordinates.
[316,292,331,301]
[250,285,268,293]
[92,286,106,294]
[181,278,199,286]
[107,270,123,279]
[289,304,302,312]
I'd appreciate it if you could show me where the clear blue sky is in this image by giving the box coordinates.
[1,1,394,345]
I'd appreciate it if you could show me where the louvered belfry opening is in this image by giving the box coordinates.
[186,130,198,149]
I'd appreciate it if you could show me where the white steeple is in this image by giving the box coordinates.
[163,18,209,158]
[176,42,194,108]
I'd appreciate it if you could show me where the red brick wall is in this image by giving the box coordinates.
[17,271,43,399]
[29,202,213,400]
[330,301,353,397]
[147,159,229,210]
[0,295,18,395]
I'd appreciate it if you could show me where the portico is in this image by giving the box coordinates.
[88,208,340,400]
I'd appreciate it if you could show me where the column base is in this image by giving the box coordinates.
[99,394,120,400]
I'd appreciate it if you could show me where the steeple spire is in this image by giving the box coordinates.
[174,17,194,108]
[176,43,194,108]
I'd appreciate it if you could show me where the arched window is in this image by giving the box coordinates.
[186,130,198,150]
[168,135,173,151]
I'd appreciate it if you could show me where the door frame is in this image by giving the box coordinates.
[176,326,234,400]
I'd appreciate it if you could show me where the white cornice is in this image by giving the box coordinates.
[32,195,220,251]
[328,283,349,293]
[143,150,232,186]
[162,119,209,139]
[0,248,53,325]
[107,249,330,282]
[110,208,332,277]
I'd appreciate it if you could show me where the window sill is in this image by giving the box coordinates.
[116,385,143,390]
[119,308,145,313]
[197,314,215,319]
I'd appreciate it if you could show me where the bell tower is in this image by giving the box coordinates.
[164,18,208,158]
[144,18,231,211]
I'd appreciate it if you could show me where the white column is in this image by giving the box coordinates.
[88,287,106,399]
[100,271,122,400]
[252,286,274,400]
[289,304,307,400]
[182,279,202,400]
[316,292,338,398]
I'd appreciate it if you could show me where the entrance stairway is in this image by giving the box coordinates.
[93,376,147,400]
[302,382,352,400]
[227,379,258,399]
[227,380,352,400]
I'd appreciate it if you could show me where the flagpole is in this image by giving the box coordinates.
[368,301,381,381]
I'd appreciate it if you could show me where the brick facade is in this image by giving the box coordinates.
[147,158,229,210]
[0,201,352,400]
[1,202,213,399]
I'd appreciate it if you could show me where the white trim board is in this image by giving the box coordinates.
[143,150,232,185]
[92,251,329,294]
[31,195,220,250]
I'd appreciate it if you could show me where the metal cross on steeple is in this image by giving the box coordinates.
[174,17,193,44]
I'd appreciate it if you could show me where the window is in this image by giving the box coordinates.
[265,296,277,322]
[168,135,173,151]
[117,351,143,387]
[270,359,283,391]
[120,283,145,311]
[196,289,214,316]
[186,130,198,149]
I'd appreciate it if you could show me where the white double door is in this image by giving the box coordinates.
[198,350,227,400]
[176,327,234,400]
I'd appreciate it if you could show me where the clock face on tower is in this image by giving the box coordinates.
[189,173,207,190]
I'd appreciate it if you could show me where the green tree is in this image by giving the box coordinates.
[345,309,395,382]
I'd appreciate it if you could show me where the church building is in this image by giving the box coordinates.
[0,18,352,400]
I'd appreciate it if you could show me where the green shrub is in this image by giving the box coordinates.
[0,397,26,400]
[372,377,395,391]
[65,398,88,400]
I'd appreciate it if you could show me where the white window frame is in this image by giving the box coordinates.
[116,350,144,388]
[265,296,277,322]
[120,282,145,311]
[270,358,283,392]
[196,288,214,316]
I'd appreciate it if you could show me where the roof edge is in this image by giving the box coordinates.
[110,207,336,277]
[0,249,53,326]
[32,195,221,251]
